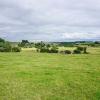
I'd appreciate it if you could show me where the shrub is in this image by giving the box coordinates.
[77,46,84,51]
[40,47,49,53]
[36,49,40,52]
[12,47,21,52]
[39,45,58,53]
[49,45,58,53]
[59,50,71,54]
[0,42,11,52]
[0,38,5,43]
[73,49,81,54]
[0,47,11,52]
[65,50,71,54]
[59,51,65,54]
[49,48,58,53]
[83,47,87,54]
[0,47,6,52]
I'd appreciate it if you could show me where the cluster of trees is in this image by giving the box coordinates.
[73,46,87,54]
[75,41,100,47]
[18,40,100,49]
[18,40,34,48]
[59,41,100,47]
[34,41,88,54]
[35,41,59,53]
[59,50,71,54]
[60,46,87,54]
[0,38,11,52]
[0,38,21,52]
[59,42,75,47]
[0,38,88,54]
[88,41,100,47]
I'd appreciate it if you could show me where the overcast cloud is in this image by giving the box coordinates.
[0,0,100,41]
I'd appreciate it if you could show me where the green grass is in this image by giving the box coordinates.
[0,47,100,100]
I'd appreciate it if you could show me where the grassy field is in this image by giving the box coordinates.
[0,47,100,100]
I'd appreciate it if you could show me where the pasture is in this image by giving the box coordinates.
[0,47,100,100]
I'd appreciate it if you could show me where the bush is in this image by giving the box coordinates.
[49,45,58,53]
[40,47,49,53]
[0,38,5,43]
[65,50,71,54]
[59,51,64,54]
[77,46,84,51]
[49,48,58,53]
[60,50,71,54]
[83,47,87,54]
[0,47,11,52]
[0,47,6,52]
[73,49,81,54]
[40,47,58,53]
[36,49,40,52]
[12,47,21,52]
[0,42,11,52]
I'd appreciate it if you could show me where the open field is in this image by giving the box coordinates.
[0,47,100,100]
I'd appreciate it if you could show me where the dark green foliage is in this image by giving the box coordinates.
[87,41,100,47]
[35,42,58,53]
[36,49,40,52]
[49,48,58,53]
[94,41,100,44]
[0,38,5,43]
[59,42,74,47]
[76,46,88,54]
[39,47,58,53]
[12,47,21,52]
[49,44,58,53]
[89,43,95,47]
[64,50,71,54]
[22,40,29,44]
[60,50,71,54]
[73,49,81,54]
[18,40,29,47]
[0,38,22,52]
[59,51,65,54]
[40,47,49,53]
[0,41,11,52]
[35,41,45,49]
[46,44,51,48]
[83,47,87,54]
[0,47,6,52]
[77,46,84,51]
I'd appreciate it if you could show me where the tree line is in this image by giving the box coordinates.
[0,38,90,54]
[0,38,21,52]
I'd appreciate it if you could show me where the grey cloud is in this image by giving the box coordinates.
[0,0,100,41]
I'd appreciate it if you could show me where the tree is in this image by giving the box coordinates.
[0,38,5,43]
[94,41,100,44]
[77,46,84,51]
[18,40,29,47]
[64,50,71,54]
[46,44,51,49]
[0,41,11,52]
[22,40,29,44]
[73,49,81,54]
[83,47,87,53]
[35,41,45,49]
[12,47,21,52]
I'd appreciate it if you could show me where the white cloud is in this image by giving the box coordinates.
[62,32,100,40]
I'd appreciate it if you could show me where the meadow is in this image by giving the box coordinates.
[0,47,100,100]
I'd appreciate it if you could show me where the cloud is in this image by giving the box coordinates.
[0,0,100,41]
[62,32,100,40]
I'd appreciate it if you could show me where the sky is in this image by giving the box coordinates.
[0,0,100,42]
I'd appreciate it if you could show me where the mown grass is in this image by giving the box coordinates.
[0,47,100,100]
